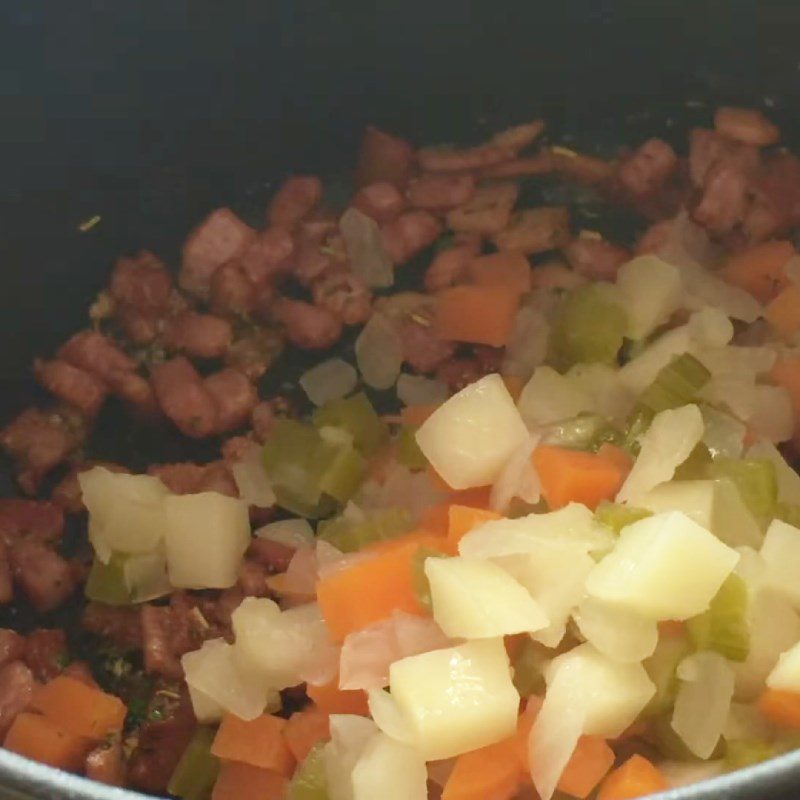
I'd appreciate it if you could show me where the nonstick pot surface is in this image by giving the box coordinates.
[4,1,800,797]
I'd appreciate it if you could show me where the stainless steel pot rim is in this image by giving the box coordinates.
[1,744,800,800]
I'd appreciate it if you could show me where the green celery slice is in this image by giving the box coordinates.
[317,508,414,553]
[545,414,624,452]
[312,393,388,455]
[85,555,132,606]
[638,353,711,415]
[167,727,219,800]
[594,501,652,535]
[319,446,366,505]
[288,743,329,800]
[707,457,777,520]
[548,284,627,371]
[687,574,750,662]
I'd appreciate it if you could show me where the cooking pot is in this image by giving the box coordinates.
[3,0,800,796]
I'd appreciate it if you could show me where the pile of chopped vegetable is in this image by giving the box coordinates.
[3,105,800,800]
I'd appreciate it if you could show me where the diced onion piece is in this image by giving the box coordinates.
[567,363,634,423]
[267,545,318,599]
[340,208,394,288]
[164,492,250,589]
[767,640,800,692]
[616,255,682,340]
[231,445,277,508]
[675,260,762,323]
[367,689,418,745]
[658,210,723,270]
[637,479,762,549]
[747,385,794,444]
[425,556,549,639]
[324,715,380,800]
[747,440,800,505]
[619,325,693,396]
[490,433,541,513]
[528,701,584,800]
[416,374,528,490]
[186,685,225,724]
[355,313,403,390]
[701,406,746,459]
[671,652,735,759]
[761,519,800,606]
[300,358,359,407]
[573,598,658,663]
[518,366,594,428]
[232,598,338,689]
[80,467,169,556]
[688,307,735,348]
[396,374,448,407]
[182,638,275,721]
[586,511,740,620]
[124,550,172,602]
[256,518,315,548]
[351,732,428,800]
[616,404,704,504]
[389,638,519,760]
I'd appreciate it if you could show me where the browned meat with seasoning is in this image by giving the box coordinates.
[0,499,64,545]
[24,629,68,682]
[181,208,256,298]
[141,594,206,680]
[0,630,25,669]
[163,312,233,359]
[247,538,296,573]
[0,661,34,738]
[59,330,136,379]
[10,540,77,612]
[205,369,258,433]
[436,358,485,393]
[381,211,443,264]
[34,359,108,418]
[352,182,407,223]
[714,106,780,146]
[275,298,343,350]
[356,126,415,189]
[210,261,258,316]
[312,271,373,326]
[225,329,283,382]
[151,357,219,438]
[407,173,476,210]
[240,227,296,288]
[0,543,11,605]
[424,242,479,292]
[493,207,570,254]
[446,183,519,234]
[238,560,271,597]
[417,143,515,173]
[251,401,276,442]
[617,138,679,200]
[82,603,143,651]
[267,176,323,229]
[111,251,173,316]
[85,736,126,787]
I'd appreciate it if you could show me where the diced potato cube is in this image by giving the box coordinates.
[637,479,762,548]
[389,638,518,760]
[416,374,528,489]
[585,511,739,620]
[352,733,428,800]
[164,492,250,589]
[761,519,800,606]
[573,598,658,663]
[767,640,800,692]
[616,255,682,340]
[425,556,548,638]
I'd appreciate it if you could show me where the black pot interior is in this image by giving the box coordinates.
[4,0,800,797]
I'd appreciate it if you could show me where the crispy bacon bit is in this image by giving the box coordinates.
[549,147,614,184]
[34,359,108,418]
[356,126,415,189]
[106,371,161,418]
[59,330,136,379]
[210,261,257,316]
[204,369,258,433]
[352,182,407,223]
[275,298,343,350]
[24,629,68,682]
[714,107,780,147]
[0,543,11,605]
[417,143,516,173]
[479,152,555,180]
[0,499,64,545]
[251,402,276,442]
[617,138,679,199]
[407,173,476,210]
[0,631,25,669]
[248,538,296,574]
[151,357,218,438]
[267,176,323,229]
[446,183,519,235]
[10,540,77,613]
[491,120,546,151]
[380,211,443,264]
[493,207,570,254]
[110,251,173,316]
[240,227,296,286]
[180,208,256,298]
[436,357,484,392]
[225,329,283,382]
[82,603,143,650]
[163,312,233,359]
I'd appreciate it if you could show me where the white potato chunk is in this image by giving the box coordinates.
[164,492,250,589]
[761,519,800,607]
[637,479,762,548]
[416,374,528,490]
[586,511,739,620]
[389,638,518,760]
[616,255,682,340]
[352,733,428,800]
[425,556,548,639]
[573,597,658,663]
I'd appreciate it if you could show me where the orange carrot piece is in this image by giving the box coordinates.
[766,285,800,341]
[211,761,287,800]
[595,443,633,473]
[31,676,126,740]
[317,538,431,640]
[419,503,451,537]
[4,712,91,772]
[533,445,630,510]
[721,240,794,303]
[596,754,668,800]
[435,285,521,347]
[469,251,532,295]
[211,714,295,776]
[442,736,524,800]
[306,677,370,716]
[447,505,503,551]
[284,706,331,762]
[401,403,440,428]
[758,688,800,728]
[557,736,616,798]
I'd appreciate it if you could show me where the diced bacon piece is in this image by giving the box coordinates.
[225,330,283,382]
[141,600,196,680]
[356,126,415,189]
[693,162,751,235]
[493,207,570,254]
[407,173,476,210]
[24,630,68,682]
[380,211,443,264]
[150,357,218,438]
[197,462,238,497]
[352,182,407,223]
[52,462,129,515]
[110,251,173,315]
[743,153,800,242]
[0,499,64,545]
[59,331,136,379]
[82,604,143,651]
[204,369,258,433]
[436,357,484,392]
[274,298,343,350]
[714,107,780,147]
[0,662,34,738]
[10,541,77,613]
[106,371,161,418]
[210,261,257,316]
[240,227,296,286]
[635,219,674,254]
[163,312,232,359]
[617,138,679,198]
[34,359,108,418]
[417,143,516,173]
[116,307,161,345]
[267,176,323,228]
[480,153,555,179]
[397,316,456,374]
[549,148,614,184]
[0,631,25,669]
[238,560,270,597]
[293,240,337,286]
[0,543,11,605]
[565,237,631,281]
[248,538,296,573]
[491,119,546,151]
[446,183,519,235]
[86,737,126,787]
[251,402,276,442]
[180,208,256,298]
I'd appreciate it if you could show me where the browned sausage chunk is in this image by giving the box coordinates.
[151,357,219,438]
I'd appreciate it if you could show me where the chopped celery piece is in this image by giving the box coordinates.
[545,414,624,452]
[776,502,800,528]
[638,353,711,415]
[288,743,329,800]
[707,458,777,521]
[411,547,448,611]
[320,445,365,504]
[312,392,388,455]
[396,427,428,471]
[724,739,780,771]
[687,574,750,662]
[594,501,652,535]
[511,638,548,698]
[672,443,713,481]
[317,508,413,553]
[644,634,692,716]
[167,726,219,800]
[548,284,627,371]
[85,555,131,606]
